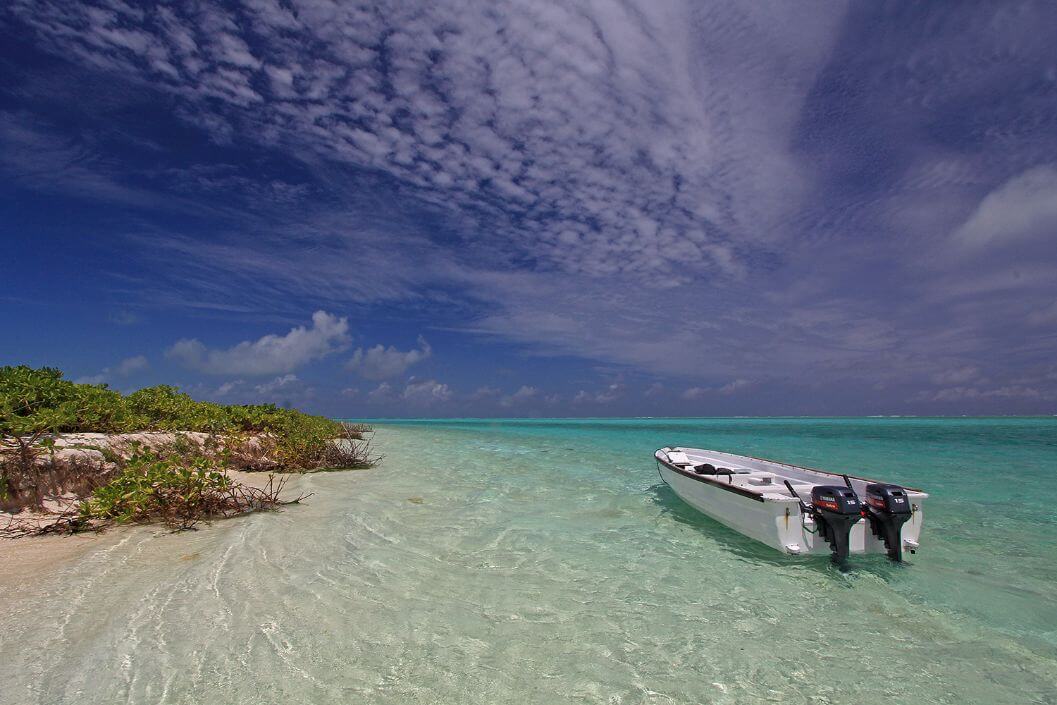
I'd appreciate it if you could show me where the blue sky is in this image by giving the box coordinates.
[2,1,1056,417]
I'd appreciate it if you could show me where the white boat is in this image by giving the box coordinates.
[655,447,927,563]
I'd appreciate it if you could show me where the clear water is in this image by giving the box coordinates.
[2,418,1055,704]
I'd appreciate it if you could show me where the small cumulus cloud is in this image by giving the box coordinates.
[500,385,538,407]
[215,380,244,396]
[347,336,431,380]
[368,382,393,401]
[573,383,625,404]
[682,379,752,399]
[74,373,108,385]
[75,355,150,385]
[167,310,349,375]
[718,379,752,395]
[402,378,452,404]
[116,355,149,376]
[254,374,299,395]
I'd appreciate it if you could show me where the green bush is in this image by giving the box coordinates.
[0,367,367,533]
[0,365,344,438]
[76,444,301,530]
[1,366,374,476]
[0,366,79,437]
[80,451,234,526]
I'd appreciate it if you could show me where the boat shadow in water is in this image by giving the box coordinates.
[646,482,912,579]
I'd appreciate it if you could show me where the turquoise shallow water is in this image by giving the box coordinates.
[2,417,1055,704]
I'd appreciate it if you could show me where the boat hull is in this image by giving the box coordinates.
[656,452,926,557]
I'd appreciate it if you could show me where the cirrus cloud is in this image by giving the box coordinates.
[5,2,1057,415]
[952,165,1057,252]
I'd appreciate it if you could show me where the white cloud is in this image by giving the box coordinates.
[167,310,349,375]
[115,355,149,376]
[682,379,751,399]
[74,373,108,385]
[347,336,431,380]
[952,165,1057,251]
[215,380,243,396]
[916,385,1052,402]
[9,0,843,280]
[368,382,393,401]
[254,374,299,395]
[718,378,752,395]
[402,378,452,404]
[74,355,149,385]
[500,385,538,407]
[572,383,625,404]
[11,1,1057,413]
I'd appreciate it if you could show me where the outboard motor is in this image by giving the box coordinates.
[865,483,912,561]
[811,485,862,564]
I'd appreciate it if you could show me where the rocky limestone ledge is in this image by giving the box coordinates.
[2,431,285,535]
[22,431,280,473]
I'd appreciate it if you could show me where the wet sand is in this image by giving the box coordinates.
[0,470,291,590]
[0,532,105,588]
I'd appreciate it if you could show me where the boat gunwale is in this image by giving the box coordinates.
[735,452,926,494]
[655,447,927,497]
[655,455,768,503]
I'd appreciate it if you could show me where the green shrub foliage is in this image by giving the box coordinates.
[1,367,371,532]
[0,365,344,437]
[0,366,377,479]
[77,443,302,530]
[81,449,234,525]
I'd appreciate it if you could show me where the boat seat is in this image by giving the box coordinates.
[666,450,691,466]
[729,472,777,488]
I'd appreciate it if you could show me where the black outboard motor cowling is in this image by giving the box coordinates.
[865,483,912,561]
[811,486,862,564]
